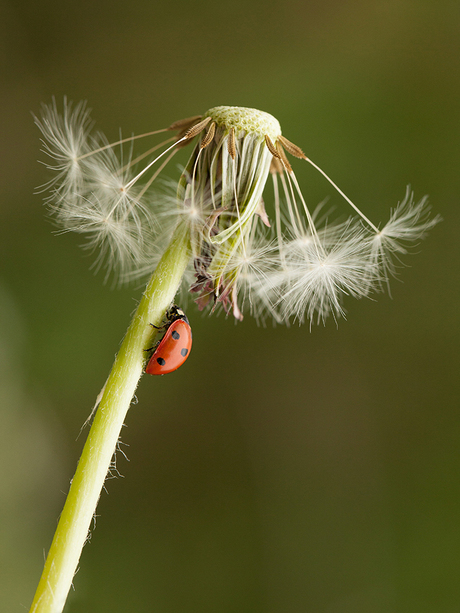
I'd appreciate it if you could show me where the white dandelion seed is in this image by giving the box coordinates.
[368,187,442,281]
[276,221,377,324]
[207,230,282,322]
[34,97,94,207]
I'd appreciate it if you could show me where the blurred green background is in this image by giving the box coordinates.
[1,0,459,611]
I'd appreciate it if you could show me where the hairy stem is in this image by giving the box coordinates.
[29,223,190,613]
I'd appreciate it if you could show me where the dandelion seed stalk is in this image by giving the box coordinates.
[29,223,190,613]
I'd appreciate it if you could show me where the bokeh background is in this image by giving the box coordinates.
[1,0,459,611]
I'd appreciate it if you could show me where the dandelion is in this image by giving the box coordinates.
[30,100,440,613]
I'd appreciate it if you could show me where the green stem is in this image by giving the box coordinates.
[29,224,191,613]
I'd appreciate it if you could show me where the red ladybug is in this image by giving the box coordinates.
[145,306,192,375]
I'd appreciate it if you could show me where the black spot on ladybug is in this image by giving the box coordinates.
[157,357,166,366]
[180,348,188,357]
[171,330,180,340]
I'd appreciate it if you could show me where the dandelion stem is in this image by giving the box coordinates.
[29,223,191,613]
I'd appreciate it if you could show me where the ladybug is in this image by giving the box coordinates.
[145,305,192,375]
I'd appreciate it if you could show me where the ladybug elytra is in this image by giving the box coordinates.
[145,306,192,375]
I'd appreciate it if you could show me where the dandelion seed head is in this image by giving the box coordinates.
[35,100,440,321]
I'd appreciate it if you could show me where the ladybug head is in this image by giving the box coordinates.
[167,304,189,324]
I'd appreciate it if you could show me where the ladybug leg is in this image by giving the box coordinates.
[145,323,163,353]
[146,321,164,349]
[144,340,160,353]
[144,335,161,352]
